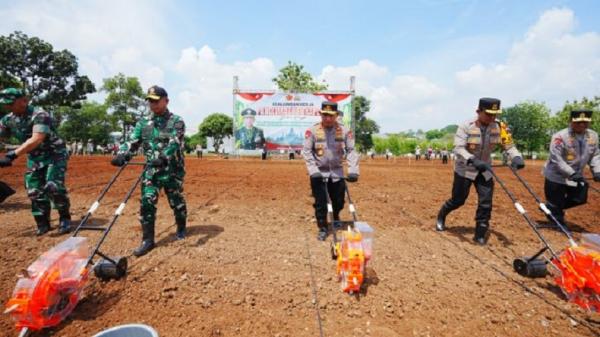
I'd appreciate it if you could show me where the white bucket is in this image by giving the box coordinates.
[92,324,158,337]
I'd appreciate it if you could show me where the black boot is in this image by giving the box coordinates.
[133,240,155,257]
[133,222,155,257]
[473,222,489,245]
[316,219,328,241]
[0,181,15,204]
[34,215,51,236]
[175,218,186,240]
[57,211,72,235]
[436,204,452,232]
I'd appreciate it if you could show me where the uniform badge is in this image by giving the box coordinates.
[468,144,476,150]
[347,131,353,140]
[316,148,324,156]
[566,151,575,161]
[305,130,312,139]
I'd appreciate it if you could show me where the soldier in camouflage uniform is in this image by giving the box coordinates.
[435,98,525,245]
[0,88,72,235]
[543,110,600,226]
[303,101,359,241]
[111,85,187,257]
[235,108,265,150]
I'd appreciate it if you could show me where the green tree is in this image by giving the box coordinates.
[550,96,600,134]
[272,61,328,92]
[425,129,445,140]
[0,31,95,115]
[502,101,551,155]
[101,73,145,138]
[440,124,458,134]
[59,102,115,145]
[352,96,380,152]
[199,113,233,153]
[186,133,207,152]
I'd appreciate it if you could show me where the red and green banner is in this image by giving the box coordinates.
[233,92,353,152]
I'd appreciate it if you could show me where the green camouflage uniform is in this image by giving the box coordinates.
[235,126,265,150]
[0,105,71,219]
[118,110,187,241]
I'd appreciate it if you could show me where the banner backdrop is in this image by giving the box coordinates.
[233,92,353,152]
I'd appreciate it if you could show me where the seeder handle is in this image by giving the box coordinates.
[488,168,560,260]
[509,167,577,246]
[73,163,128,236]
[342,178,359,222]
[322,177,338,244]
[85,166,147,266]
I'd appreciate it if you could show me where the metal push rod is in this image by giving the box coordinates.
[509,167,577,247]
[487,168,560,260]
[85,167,146,266]
[343,177,359,222]
[73,161,145,236]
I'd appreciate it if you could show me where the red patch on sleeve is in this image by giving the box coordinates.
[305,130,312,139]
[554,137,563,146]
[347,131,353,139]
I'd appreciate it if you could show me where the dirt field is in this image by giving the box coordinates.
[1,155,599,337]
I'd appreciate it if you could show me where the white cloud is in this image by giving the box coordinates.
[316,7,600,133]
[1,4,599,135]
[455,7,600,112]
[0,0,170,87]
[318,60,390,94]
[173,46,277,132]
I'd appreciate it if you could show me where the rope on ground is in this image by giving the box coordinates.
[399,205,600,335]
[303,231,325,337]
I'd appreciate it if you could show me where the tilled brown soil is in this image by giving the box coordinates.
[0,156,599,337]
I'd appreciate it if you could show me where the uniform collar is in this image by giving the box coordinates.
[152,109,171,120]
[568,126,588,138]
[320,122,338,130]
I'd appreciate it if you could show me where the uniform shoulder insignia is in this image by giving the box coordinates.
[347,130,353,139]
[305,129,312,139]
[553,136,563,146]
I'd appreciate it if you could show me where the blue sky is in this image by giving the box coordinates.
[1,0,600,133]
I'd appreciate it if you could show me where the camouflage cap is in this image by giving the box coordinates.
[0,88,26,105]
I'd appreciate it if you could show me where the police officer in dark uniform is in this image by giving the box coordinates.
[435,98,525,245]
[543,110,600,226]
[303,101,359,241]
[235,108,265,150]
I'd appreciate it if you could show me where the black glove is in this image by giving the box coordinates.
[110,154,129,167]
[510,156,525,170]
[310,172,323,179]
[0,150,17,168]
[594,172,600,182]
[468,158,491,172]
[346,174,359,183]
[569,172,585,183]
[150,156,168,168]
